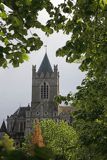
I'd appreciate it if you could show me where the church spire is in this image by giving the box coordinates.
[0,121,7,133]
[38,51,53,75]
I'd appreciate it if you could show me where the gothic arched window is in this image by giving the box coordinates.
[41,82,49,99]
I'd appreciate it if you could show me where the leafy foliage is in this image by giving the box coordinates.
[7,149,28,160]
[47,0,107,159]
[22,121,54,160]
[30,145,54,160]
[47,0,107,77]
[0,134,14,151]
[0,0,54,67]
[41,119,78,160]
[0,134,15,159]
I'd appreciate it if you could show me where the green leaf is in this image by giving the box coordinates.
[0,3,4,11]
[11,16,22,27]
[0,11,7,19]
[4,38,9,45]
[22,53,29,61]
[24,0,32,6]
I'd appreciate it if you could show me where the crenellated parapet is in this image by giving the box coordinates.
[32,67,59,79]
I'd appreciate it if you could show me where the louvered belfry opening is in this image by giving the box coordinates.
[41,82,49,99]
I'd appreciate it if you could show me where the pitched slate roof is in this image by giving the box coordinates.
[10,106,30,118]
[38,54,53,75]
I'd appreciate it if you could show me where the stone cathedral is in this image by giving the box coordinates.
[6,53,72,145]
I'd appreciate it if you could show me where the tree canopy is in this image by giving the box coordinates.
[0,0,54,67]
[50,1,107,159]
[0,0,107,70]
[41,119,78,160]
[0,134,14,159]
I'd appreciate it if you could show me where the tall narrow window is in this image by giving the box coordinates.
[41,85,43,99]
[41,82,49,99]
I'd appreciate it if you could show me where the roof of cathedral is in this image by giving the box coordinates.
[38,53,53,75]
[10,106,30,118]
[0,121,7,133]
[58,106,73,114]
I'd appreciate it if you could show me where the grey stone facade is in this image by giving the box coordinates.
[7,53,72,144]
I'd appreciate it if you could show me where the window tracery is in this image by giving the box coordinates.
[41,82,49,99]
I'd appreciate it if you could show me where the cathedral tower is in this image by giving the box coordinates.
[25,53,59,135]
[31,53,59,116]
[32,53,59,106]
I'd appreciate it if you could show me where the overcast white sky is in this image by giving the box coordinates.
[0,0,85,125]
